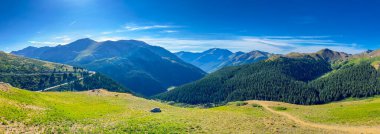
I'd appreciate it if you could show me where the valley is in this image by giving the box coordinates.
[0,85,379,133]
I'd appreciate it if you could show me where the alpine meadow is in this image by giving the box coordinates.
[1,0,380,134]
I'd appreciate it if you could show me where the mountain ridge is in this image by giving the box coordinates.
[12,38,206,96]
[156,49,380,105]
[175,48,273,72]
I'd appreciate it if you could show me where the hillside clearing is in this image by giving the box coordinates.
[0,86,379,133]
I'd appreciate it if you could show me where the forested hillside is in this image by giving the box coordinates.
[0,51,130,93]
[156,50,380,105]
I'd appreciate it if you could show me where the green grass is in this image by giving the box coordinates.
[0,87,378,133]
[278,96,380,126]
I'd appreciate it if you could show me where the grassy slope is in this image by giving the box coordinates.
[0,51,74,73]
[1,87,378,133]
[276,96,380,126]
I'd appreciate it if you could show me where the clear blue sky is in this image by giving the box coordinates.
[0,0,379,53]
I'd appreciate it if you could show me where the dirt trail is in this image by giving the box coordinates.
[0,82,11,92]
[249,100,380,134]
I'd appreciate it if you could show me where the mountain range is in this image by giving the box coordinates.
[156,49,380,105]
[10,38,380,105]
[175,48,272,72]
[12,38,206,96]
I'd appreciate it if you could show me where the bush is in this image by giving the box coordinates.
[251,103,262,108]
[235,101,248,106]
[273,106,287,111]
[167,101,176,105]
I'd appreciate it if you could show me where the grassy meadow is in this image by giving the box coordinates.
[271,96,380,126]
[0,85,379,133]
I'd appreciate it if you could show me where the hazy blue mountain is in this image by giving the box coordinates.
[12,38,206,96]
[175,48,272,72]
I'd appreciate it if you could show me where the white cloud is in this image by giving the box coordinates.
[100,24,175,35]
[54,35,72,42]
[28,35,73,47]
[28,41,62,46]
[124,25,171,31]
[96,36,128,41]
[31,34,365,54]
[69,20,77,26]
[101,31,113,35]
[132,36,366,54]
[161,30,178,33]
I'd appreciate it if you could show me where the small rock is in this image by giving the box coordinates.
[150,108,161,113]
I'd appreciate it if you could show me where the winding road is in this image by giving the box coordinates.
[38,72,96,92]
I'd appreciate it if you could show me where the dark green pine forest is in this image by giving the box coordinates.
[155,56,380,105]
[51,73,131,93]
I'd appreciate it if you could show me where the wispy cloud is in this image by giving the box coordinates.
[101,31,113,35]
[69,20,77,26]
[28,35,74,47]
[28,34,365,54]
[161,30,178,33]
[124,25,172,31]
[93,36,364,54]
[54,35,72,42]
[28,41,62,46]
[101,23,176,35]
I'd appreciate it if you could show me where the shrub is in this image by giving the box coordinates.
[235,101,248,106]
[168,101,176,105]
[273,106,287,111]
[251,103,262,108]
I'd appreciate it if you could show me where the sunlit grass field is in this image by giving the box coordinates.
[0,86,378,133]
[274,96,380,126]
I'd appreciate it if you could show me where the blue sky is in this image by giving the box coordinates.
[0,0,379,54]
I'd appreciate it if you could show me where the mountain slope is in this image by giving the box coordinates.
[285,48,351,62]
[0,51,130,93]
[156,49,380,105]
[175,48,272,72]
[12,39,206,96]
[2,84,380,133]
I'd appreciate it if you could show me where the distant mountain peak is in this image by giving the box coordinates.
[25,46,38,49]
[247,50,268,55]
[316,48,335,54]
[77,38,96,42]
[286,49,350,62]
[204,48,232,54]
[318,48,332,51]
[176,48,271,72]
[365,49,374,53]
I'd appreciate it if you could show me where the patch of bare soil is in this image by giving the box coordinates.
[84,89,134,98]
[0,82,11,92]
